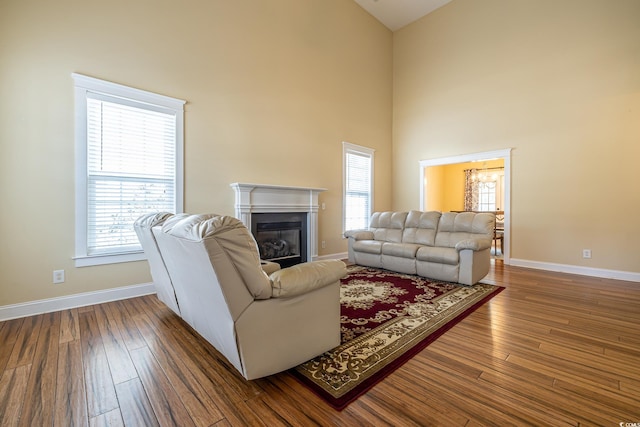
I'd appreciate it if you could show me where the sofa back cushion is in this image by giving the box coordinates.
[158,214,271,322]
[370,211,408,243]
[402,210,441,246]
[435,212,495,248]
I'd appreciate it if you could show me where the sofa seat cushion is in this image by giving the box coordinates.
[416,246,459,265]
[353,240,383,255]
[382,242,421,258]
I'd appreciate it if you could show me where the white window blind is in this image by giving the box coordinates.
[86,94,177,255]
[343,142,374,232]
[73,73,185,266]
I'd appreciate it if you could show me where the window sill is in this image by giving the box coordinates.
[74,251,147,267]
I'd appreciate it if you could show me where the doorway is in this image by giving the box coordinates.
[419,149,511,265]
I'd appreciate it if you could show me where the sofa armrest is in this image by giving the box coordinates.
[455,238,492,252]
[270,260,347,298]
[261,261,281,275]
[344,230,374,240]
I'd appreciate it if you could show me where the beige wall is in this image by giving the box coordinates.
[0,0,393,306]
[3,0,638,309]
[393,0,640,273]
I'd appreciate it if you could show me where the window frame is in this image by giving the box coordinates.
[72,73,185,267]
[342,141,375,233]
[476,169,505,212]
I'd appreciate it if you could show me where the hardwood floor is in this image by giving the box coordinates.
[1,261,639,426]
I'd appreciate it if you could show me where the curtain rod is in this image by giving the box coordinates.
[464,166,504,171]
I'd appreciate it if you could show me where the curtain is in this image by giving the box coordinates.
[464,169,478,211]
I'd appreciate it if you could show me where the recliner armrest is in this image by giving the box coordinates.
[455,238,492,252]
[261,261,281,275]
[270,260,347,298]
[344,230,374,240]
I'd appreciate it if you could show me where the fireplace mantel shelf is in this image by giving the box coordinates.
[230,183,327,193]
[230,183,326,261]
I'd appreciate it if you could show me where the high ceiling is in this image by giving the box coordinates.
[353,0,452,31]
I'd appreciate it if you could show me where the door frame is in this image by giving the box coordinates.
[419,148,512,265]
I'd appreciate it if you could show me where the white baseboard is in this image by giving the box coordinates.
[314,252,348,261]
[509,258,640,283]
[5,257,634,321]
[0,283,155,321]
[0,254,350,322]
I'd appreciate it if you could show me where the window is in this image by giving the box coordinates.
[73,74,185,267]
[343,142,374,232]
[464,167,504,212]
[478,181,498,211]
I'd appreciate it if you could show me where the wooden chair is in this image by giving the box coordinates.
[493,211,504,255]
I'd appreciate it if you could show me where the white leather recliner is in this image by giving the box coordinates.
[135,212,346,380]
[134,212,181,315]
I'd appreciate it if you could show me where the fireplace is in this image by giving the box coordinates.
[251,213,307,267]
[230,183,326,264]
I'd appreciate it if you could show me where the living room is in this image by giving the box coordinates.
[1,0,639,424]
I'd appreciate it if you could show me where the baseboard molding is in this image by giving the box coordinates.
[0,283,156,321]
[5,257,634,321]
[0,254,351,321]
[314,252,348,261]
[509,258,640,283]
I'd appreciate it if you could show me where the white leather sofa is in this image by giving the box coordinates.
[134,212,346,380]
[134,212,181,315]
[345,211,494,286]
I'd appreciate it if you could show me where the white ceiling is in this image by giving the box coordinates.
[353,0,452,31]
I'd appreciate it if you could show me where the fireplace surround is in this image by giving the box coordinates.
[230,183,326,264]
[251,212,307,267]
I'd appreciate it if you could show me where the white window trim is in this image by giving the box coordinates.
[72,73,185,267]
[342,141,375,234]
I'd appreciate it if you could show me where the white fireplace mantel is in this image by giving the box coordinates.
[230,183,326,260]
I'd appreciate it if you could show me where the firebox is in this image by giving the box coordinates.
[251,213,308,268]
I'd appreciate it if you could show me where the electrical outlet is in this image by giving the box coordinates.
[53,270,65,284]
[321,240,326,249]
[582,249,592,259]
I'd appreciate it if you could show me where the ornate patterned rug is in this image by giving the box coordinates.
[291,265,504,410]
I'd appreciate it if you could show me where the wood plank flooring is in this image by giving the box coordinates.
[1,261,639,426]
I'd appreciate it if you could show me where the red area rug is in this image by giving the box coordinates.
[291,265,504,410]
